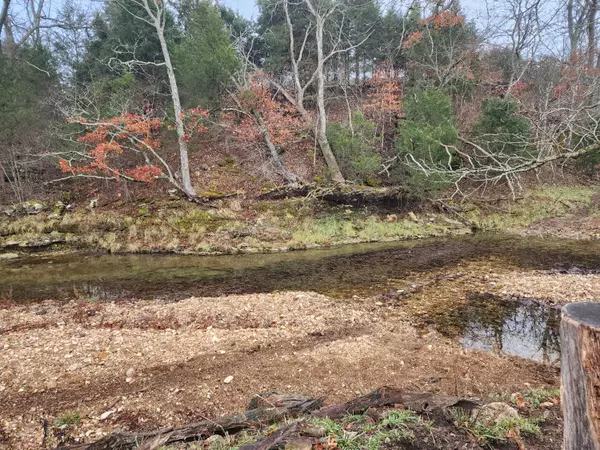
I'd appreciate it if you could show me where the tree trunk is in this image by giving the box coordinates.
[0,0,10,44]
[314,15,345,184]
[588,0,598,68]
[254,111,300,184]
[568,0,579,60]
[155,20,196,197]
[561,302,600,449]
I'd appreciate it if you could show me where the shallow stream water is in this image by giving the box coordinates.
[1,234,599,362]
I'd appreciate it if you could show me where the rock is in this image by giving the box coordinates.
[49,201,66,218]
[300,424,328,438]
[540,401,554,408]
[46,380,58,389]
[100,410,115,421]
[472,402,519,425]
[442,217,464,227]
[408,211,419,222]
[0,252,20,260]
[2,206,16,217]
[24,201,46,215]
[21,236,66,248]
[205,435,225,445]
[284,438,313,450]
[223,375,234,384]
[126,367,134,378]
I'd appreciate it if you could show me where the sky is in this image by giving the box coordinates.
[220,0,489,21]
[221,0,258,20]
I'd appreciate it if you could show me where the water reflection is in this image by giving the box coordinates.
[455,294,561,363]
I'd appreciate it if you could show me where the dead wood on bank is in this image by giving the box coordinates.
[56,387,478,450]
[258,185,421,209]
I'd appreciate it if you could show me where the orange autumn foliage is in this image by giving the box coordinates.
[364,63,402,134]
[61,109,209,183]
[421,11,465,29]
[364,64,402,119]
[226,73,308,148]
[60,114,163,182]
[403,12,465,49]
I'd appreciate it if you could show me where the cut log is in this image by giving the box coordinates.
[561,302,600,450]
[56,395,322,450]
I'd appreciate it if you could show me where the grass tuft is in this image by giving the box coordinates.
[52,412,81,427]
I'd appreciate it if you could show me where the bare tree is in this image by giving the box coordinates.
[0,0,10,40]
[114,0,196,197]
[567,0,591,59]
[269,0,373,184]
[1,0,49,57]
[587,0,598,67]
[406,56,600,198]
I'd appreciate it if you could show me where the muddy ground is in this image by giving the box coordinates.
[3,256,596,449]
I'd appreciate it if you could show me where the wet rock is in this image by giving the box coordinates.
[0,252,20,260]
[21,236,66,248]
[1,240,20,248]
[472,402,519,425]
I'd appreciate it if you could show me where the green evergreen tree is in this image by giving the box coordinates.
[396,87,457,191]
[173,1,239,108]
[75,0,177,85]
[474,98,531,156]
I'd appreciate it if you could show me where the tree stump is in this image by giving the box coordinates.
[561,302,600,449]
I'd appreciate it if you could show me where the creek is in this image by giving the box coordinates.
[2,234,599,362]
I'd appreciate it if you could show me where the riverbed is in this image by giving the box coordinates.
[0,234,598,448]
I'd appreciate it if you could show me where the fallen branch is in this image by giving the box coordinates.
[56,394,322,450]
[56,388,478,450]
[258,185,420,208]
[313,386,478,419]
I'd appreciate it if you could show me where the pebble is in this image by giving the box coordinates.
[100,410,115,420]
[223,375,234,384]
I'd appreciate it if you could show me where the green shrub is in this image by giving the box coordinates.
[328,112,382,182]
